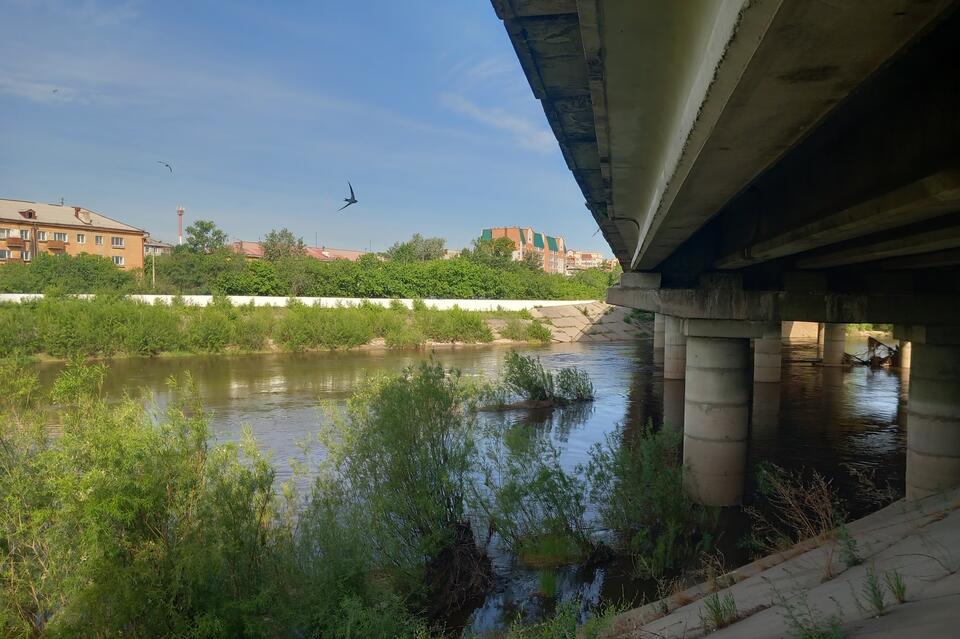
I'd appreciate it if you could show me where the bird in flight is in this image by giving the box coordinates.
[52,88,58,94]
[338,182,358,211]
[157,161,173,173]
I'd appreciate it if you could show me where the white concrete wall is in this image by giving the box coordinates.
[0,293,595,312]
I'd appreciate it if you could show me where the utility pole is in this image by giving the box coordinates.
[152,250,156,289]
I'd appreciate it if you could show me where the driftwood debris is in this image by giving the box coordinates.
[844,336,901,368]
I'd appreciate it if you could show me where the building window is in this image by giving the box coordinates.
[20,230,30,240]
[37,231,47,241]
[0,250,9,259]
[77,233,86,244]
[53,232,68,242]
[112,256,125,266]
[0,229,8,239]
[111,237,125,248]
[95,235,103,246]
[21,251,31,261]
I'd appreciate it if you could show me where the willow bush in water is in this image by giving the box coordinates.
[585,421,715,579]
[477,424,594,567]
[316,360,491,618]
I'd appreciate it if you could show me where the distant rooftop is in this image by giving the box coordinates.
[232,240,366,262]
[0,198,144,233]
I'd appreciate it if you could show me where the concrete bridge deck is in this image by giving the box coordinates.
[493,0,960,507]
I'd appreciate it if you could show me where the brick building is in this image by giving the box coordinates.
[481,227,568,274]
[0,198,146,269]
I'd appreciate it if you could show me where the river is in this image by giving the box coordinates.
[34,334,906,635]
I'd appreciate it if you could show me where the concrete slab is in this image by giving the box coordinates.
[607,488,960,639]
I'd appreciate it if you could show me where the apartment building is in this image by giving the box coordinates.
[144,236,174,257]
[565,249,620,273]
[0,199,146,269]
[481,227,567,274]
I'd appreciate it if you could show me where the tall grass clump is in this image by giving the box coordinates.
[585,422,714,578]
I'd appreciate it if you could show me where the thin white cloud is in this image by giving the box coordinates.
[440,93,554,153]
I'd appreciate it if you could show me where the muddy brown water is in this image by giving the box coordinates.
[34,334,906,635]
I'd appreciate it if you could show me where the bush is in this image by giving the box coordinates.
[316,361,490,615]
[500,352,593,405]
[585,423,714,578]
[479,426,592,567]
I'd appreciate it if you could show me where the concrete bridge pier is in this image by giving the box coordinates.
[653,313,665,366]
[662,379,685,431]
[664,315,687,380]
[682,320,762,507]
[899,340,912,370]
[822,323,846,366]
[754,323,782,383]
[899,327,960,500]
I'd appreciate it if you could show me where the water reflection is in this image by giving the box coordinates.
[34,335,907,633]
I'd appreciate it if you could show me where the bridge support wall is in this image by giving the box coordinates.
[822,323,846,366]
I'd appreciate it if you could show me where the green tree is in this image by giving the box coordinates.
[384,233,446,263]
[261,228,306,261]
[462,236,516,268]
[184,219,229,254]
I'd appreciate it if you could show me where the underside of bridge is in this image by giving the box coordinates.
[493,0,960,507]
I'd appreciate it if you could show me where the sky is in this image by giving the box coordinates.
[0,0,610,254]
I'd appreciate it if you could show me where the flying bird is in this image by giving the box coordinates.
[338,182,358,211]
[157,161,173,173]
[52,88,58,94]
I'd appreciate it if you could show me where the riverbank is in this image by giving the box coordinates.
[605,488,960,638]
[0,296,647,360]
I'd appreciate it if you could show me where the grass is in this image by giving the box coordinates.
[0,296,562,359]
[770,583,845,639]
[884,569,907,604]
[861,568,887,616]
[700,592,738,631]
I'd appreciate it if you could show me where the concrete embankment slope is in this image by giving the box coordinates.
[528,302,650,343]
[606,488,960,638]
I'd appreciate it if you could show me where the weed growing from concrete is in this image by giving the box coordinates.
[836,522,862,567]
[861,568,887,616]
[700,591,739,631]
[769,581,845,639]
[883,569,907,603]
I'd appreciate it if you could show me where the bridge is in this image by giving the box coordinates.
[492,0,960,505]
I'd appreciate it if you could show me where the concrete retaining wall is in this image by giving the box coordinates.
[0,294,596,313]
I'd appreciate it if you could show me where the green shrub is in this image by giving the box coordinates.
[527,320,553,343]
[317,360,490,613]
[185,307,233,352]
[585,423,714,578]
[479,426,592,567]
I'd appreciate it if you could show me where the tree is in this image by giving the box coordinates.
[519,250,543,272]
[261,228,306,261]
[384,233,446,263]
[461,237,516,268]
[185,220,229,254]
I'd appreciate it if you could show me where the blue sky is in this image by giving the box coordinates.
[0,0,609,254]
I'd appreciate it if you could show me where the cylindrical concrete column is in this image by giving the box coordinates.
[683,336,751,507]
[664,316,687,380]
[653,313,665,365]
[822,323,846,366]
[906,343,960,500]
[899,341,912,370]
[754,324,782,383]
[662,378,685,431]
